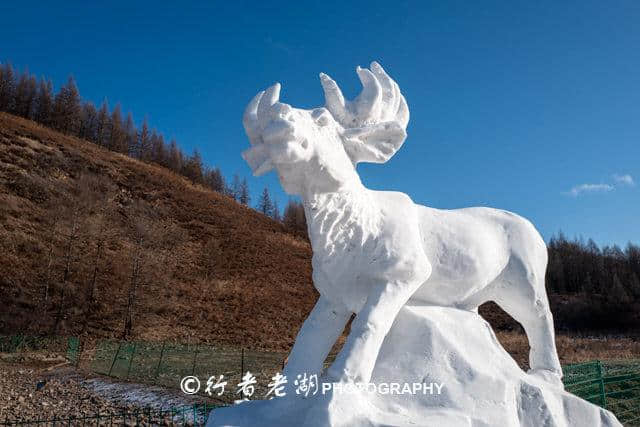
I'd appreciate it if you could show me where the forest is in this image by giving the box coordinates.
[0,62,308,235]
[1,61,638,333]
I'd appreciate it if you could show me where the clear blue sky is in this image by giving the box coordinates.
[1,1,638,246]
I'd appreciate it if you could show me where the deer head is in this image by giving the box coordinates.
[242,61,409,195]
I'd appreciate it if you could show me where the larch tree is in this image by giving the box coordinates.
[239,178,250,205]
[79,102,98,142]
[272,199,281,222]
[137,117,152,161]
[35,78,54,125]
[95,100,110,147]
[151,132,167,166]
[52,76,81,135]
[229,174,241,201]
[110,104,127,153]
[123,112,137,155]
[205,167,225,193]
[167,138,183,172]
[0,63,16,112]
[257,187,274,216]
[13,69,37,119]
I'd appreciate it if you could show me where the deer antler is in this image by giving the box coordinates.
[241,83,285,176]
[320,62,409,164]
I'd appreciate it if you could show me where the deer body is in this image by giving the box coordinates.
[241,62,563,392]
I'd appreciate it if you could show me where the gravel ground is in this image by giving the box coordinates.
[0,352,212,424]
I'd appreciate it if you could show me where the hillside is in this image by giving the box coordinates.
[2,112,636,355]
[0,112,316,350]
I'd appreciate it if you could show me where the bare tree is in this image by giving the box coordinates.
[201,237,222,280]
[35,78,54,126]
[110,104,127,153]
[0,63,16,112]
[96,99,111,147]
[239,178,250,205]
[137,117,152,161]
[52,76,81,134]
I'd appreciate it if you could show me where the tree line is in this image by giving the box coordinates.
[0,61,308,232]
[544,233,639,331]
[546,232,640,300]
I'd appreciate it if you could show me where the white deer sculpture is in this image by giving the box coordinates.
[242,62,563,390]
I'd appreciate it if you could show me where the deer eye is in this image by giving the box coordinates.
[312,108,330,126]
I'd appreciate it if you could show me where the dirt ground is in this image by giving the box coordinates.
[1,332,639,422]
[0,352,210,423]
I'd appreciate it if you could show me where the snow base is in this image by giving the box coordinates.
[207,306,621,427]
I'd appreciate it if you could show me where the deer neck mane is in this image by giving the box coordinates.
[303,183,381,258]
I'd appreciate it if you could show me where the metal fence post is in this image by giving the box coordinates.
[191,343,199,376]
[108,341,122,377]
[597,360,607,409]
[155,341,166,379]
[127,342,137,379]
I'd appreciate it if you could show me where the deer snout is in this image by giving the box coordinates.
[262,119,296,145]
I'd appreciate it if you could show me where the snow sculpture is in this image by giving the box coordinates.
[207,62,622,426]
[242,61,561,386]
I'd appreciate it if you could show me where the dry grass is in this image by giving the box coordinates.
[496,331,640,369]
[1,112,639,365]
[0,112,316,350]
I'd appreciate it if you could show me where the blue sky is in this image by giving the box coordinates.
[1,1,638,246]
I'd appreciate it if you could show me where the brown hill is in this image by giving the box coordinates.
[0,112,316,350]
[0,112,535,351]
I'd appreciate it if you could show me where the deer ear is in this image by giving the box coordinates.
[342,122,407,164]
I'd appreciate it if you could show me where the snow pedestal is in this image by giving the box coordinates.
[206,306,621,427]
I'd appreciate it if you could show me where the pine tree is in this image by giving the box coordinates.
[239,178,250,205]
[151,132,167,166]
[0,63,16,112]
[79,102,98,142]
[167,139,183,172]
[204,167,225,192]
[257,187,274,216]
[35,78,54,125]
[13,69,37,118]
[95,100,110,147]
[137,118,151,161]
[183,149,204,182]
[272,199,281,221]
[123,112,136,156]
[629,273,640,300]
[110,104,127,153]
[26,75,38,119]
[609,273,630,303]
[52,76,81,134]
[230,174,241,201]
[283,199,307,235]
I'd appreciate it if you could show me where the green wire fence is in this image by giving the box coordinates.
[1,335,639,424]
[90,339,286,400]
[564,360,640,425]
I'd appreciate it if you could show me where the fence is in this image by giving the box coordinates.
[2,335,639,424]
[564,360,640,425]
[90,339,287,401]
[0,335,69,354]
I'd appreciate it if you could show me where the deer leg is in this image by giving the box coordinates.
[326,279,423,384]
[283,295,351,382]
[485,259,563,387]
